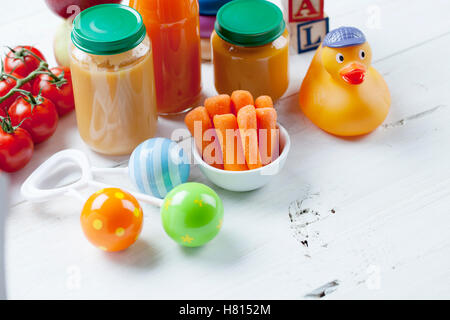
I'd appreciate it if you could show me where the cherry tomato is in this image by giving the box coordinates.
[4,46,46,78]
[0,119,34,173]
[32,67,75,116]
[0,108,5,118]
[80,188,144,252]
[9,95,58,144]
[0,73,32,112]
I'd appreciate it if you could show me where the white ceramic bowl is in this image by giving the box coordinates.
[192,124,291,192]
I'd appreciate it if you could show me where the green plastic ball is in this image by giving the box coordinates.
[161,182,224,247]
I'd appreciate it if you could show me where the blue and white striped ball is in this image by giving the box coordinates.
[129,138,190,199]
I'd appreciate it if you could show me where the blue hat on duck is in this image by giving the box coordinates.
[323,26,366,48]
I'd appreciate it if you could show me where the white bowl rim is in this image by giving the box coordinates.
[192,124,291,175]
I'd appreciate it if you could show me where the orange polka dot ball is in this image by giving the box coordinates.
[80,188,143,252]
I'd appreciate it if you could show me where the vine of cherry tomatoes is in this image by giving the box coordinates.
[0,46,75,173]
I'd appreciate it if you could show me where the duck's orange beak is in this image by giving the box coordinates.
[340,63,366,85]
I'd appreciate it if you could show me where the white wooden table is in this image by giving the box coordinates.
[2,0,450,299]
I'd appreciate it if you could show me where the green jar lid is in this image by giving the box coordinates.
[215,0,285,47]
[71,4,146,55]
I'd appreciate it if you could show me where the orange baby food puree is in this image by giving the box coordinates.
[212,30,289,100]
[71,39,157,155]
[130,0,202,114]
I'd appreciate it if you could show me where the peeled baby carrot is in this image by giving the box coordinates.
[185,106,211,152]
[255,95,274,109]
[185,107,223,169]
[213,114,248,171]
[205,94,231,119]
[237,105,262,170]
[256,107,278,165]
[231,90,254,115]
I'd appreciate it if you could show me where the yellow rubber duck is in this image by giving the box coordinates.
[299,26,390,136]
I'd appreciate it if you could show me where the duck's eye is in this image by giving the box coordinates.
[359,50,366,60]
[336,53,344,63]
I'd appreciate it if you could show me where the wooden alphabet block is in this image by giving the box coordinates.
[289,16,329,54]
[288,0,324,23]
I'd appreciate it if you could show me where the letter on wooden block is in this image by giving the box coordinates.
[296,16,329,54]
[288,0,324,22]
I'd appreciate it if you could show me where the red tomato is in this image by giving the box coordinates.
[0,108,5,118]
[0,121,34,173]
[4,46,46,78]
[32,67,75,116]
[0,73,32,111]
[9,96,58,144]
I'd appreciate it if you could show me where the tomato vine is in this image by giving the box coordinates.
[0,47,67,106]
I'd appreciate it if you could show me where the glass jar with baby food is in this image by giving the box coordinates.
[212,0,289,101]
[70,4,157,155]
[130,0,202,115]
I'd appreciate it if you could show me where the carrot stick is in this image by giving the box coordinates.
[185,107,223,169]
[237,105,262,170]
[231,90,254,115]
[256,107,278,165]
[205,94,231,119]
[213,114,248,171]
[255,95,274,109]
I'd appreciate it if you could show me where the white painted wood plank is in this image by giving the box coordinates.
[6,93,450,299]
[2,0,450,299]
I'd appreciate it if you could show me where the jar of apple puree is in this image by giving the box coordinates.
[70,4,157,155]
[212,0,289,101]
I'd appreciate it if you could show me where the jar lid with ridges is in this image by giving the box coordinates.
[71,4,146,55]
[215,0,285,47]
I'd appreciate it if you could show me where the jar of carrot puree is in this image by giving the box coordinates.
[70,4,157,155]
[212,0,289,101]
[130,0,202,115]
